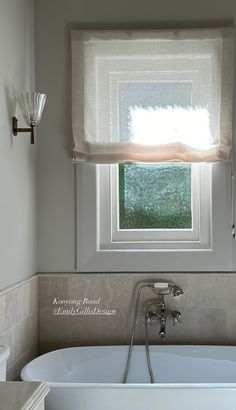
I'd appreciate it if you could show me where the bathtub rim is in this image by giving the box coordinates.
[20,379,236,389]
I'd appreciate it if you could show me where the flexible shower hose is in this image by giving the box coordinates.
[123,284,155,384]
[145,316,155,383]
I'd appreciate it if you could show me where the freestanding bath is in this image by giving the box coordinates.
[21,345,236,410]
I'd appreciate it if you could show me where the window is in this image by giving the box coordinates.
[76,161,231,271]
[72,29,234,272]
[104,163,209,247]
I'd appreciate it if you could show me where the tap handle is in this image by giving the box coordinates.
[172,311,182,325]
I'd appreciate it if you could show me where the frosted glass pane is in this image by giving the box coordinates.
[119,164,192,230]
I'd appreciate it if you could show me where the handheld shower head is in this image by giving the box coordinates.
[148,282,183,297]
[149,282,169,290]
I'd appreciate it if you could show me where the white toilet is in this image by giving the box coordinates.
[0,345,10,380]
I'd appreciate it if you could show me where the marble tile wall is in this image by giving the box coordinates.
[0,276,38,380]
[38,273,236,354]
[3,272,236,379]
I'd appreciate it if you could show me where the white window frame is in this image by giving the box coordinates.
[76,161,232,272]
[101,164,206,247]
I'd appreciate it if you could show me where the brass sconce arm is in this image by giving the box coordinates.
[12,117,35,144]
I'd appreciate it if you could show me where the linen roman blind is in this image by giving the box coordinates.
[71,28,234,163]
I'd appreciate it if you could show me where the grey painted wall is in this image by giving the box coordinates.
[0,0,37,288]
[35,0,236,272]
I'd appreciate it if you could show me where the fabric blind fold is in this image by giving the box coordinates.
[71,29,235,163]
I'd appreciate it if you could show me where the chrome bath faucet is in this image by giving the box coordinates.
[145,290,182,343]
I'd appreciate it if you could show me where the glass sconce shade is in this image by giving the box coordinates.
[15,92,47,127]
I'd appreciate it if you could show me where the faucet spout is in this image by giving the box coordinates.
[159,317,166,343]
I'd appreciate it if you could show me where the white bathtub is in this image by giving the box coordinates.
[21,345,236,410]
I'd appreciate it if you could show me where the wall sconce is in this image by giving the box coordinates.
[12,92,47,144]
